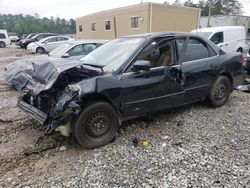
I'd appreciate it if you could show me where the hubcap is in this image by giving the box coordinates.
[85,112,110,138]
[215,83,226,100]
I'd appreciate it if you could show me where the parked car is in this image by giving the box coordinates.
[4,40,107,90]
[18,33,57,48]
[48,40,108,59]
[192,26,248,53]
[15,32,246,148]
[9,35,19,43]
[16,33,36,45]
[0,29,11,48]
[27,36,74,54]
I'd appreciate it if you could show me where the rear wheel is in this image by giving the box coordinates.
[207,76,231,107]
[36,47,45,54]
[73,101,119,149]
[0,41,6,48]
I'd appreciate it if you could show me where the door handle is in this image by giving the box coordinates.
[224,44,229,46]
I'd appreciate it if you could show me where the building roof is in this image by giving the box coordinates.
[76,2,200,20]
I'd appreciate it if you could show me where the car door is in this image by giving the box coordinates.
[178,37,219,103]
[120,38,185,117]
[42,37,57,52]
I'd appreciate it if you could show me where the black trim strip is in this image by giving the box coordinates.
[125,91,185,105]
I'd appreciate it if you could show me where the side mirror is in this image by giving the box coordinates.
[132,60,151,72]
[62,53,70,58]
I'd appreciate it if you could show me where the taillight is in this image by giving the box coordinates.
[242,55,247,66]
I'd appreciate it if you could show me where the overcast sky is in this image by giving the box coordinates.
[0,0,249,20]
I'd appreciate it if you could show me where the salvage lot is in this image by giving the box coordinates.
[0,45,250,187]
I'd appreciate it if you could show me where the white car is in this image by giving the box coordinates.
[27,36,74,54]
[0,29,11,48]
[192,26,248,53]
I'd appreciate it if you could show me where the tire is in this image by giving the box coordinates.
[73,101,119,149]
[0,41,6,48]
[207,76,231,107]
[36,47,45,54]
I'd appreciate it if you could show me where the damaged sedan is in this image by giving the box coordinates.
[16,32,246,148]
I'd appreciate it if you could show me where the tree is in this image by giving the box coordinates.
[183,0,243,17]
[0,14,76,35]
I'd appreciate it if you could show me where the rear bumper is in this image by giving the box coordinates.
[17,100,47,125]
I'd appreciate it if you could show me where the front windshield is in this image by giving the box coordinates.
[49,43,72,57]
[195,32,212,39]
[81,37,145,72]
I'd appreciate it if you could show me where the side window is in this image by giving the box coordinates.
[67,43,96,56]
[57,37,68,41]
[175,38,186,61]
[135,39,174,68]
[45,37,57,43]
[183,38,210,62]
[0,33,6,39]
[210,32,224,44]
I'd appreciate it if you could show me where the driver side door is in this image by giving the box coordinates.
[120,37,186,117]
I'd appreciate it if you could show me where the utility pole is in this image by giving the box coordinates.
[207,0,218,27]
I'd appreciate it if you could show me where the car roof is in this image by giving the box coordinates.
[66,39,108,45]
[122,32,198,40]
[39,35,69,42]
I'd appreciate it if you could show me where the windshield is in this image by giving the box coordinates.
[49,43,72,57]
[81,37,145,72]
[195,32,212,39]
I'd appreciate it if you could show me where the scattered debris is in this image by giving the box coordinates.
[0,118,13,123]
[142,140,149,147]
[59,146,67,151]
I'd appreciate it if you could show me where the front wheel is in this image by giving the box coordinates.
[207,76,231,107]
[36,47,45,54]
[73,101,119,149]
[0,41,6,48]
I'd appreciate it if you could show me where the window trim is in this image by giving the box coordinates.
[105,20,112,31]
[130,16,140,29]
[91,22,96,32]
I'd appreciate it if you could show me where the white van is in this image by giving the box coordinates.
[191,26,248,53]
[0,30,11,48]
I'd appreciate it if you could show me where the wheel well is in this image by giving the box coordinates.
[220,73,233,90]
[80,93,115,109]
[237,47,243,53]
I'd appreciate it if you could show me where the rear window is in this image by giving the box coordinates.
[0,33,6,39]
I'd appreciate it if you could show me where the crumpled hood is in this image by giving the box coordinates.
[4,56,99,94]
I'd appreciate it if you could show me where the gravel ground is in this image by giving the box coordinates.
[0,45,250,187]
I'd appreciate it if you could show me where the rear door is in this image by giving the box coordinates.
[120,38,186,117]
[178,37,219,102]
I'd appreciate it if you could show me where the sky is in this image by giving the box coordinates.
[0,0,249,20]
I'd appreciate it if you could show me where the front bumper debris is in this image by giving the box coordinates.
[17,99,47,124]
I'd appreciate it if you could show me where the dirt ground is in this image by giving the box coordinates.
[0,45,250,187]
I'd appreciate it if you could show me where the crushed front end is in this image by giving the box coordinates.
[18,86,82,136]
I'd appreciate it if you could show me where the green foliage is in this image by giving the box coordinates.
[0,14,76,35]
[182,0,243,16]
